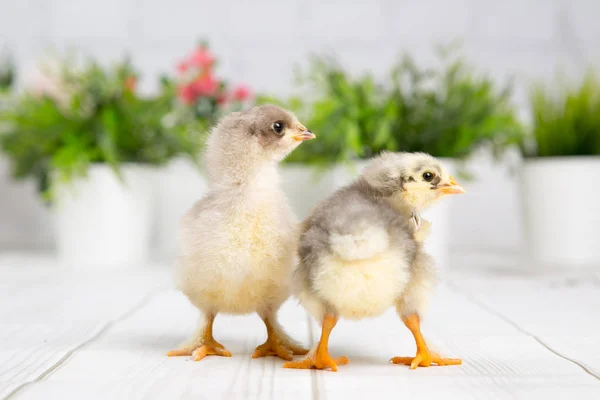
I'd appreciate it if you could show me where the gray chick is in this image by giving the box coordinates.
[284,152,464,371]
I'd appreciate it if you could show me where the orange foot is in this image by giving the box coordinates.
[254,317,309,361]
[168,340,232,362]
[283,351,349,372]
[390,349,461,369]
[252,331,308,360]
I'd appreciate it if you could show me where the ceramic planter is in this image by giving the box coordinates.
[53,164,154,268]
[521,157,600,268]
[280,164,334,220]
[447,148,523,256]
[155,157,208,261]
[329,160,370,190]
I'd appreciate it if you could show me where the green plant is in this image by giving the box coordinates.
[0,55,14,92]
[258,57,389,166]
[385,46,522,159]
[0,56,198,200]
[259,45,522,166]
[523,71,600,157]
[160,41,253,147]
[0,52,14,112]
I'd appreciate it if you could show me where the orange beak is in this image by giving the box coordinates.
[438,175,465,195]
[292,123,316,141]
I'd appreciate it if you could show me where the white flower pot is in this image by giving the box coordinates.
[280,164,334,220]
[521,157,600,268]
[448,147,524,255]
[155,158,207,261]
[329,160,370,190]
[53,164,154,268]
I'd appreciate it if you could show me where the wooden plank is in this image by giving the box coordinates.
[447,267,600,379]
[0,257,169,399]
[3,253,600,399]
[316,375,600,400]
[16,292,314,400]
[447,273,600,335]
[540,336,600,378]
[308,284,600,399]
[0,323,101,400]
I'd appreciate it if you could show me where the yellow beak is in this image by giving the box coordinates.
[292,123,316,141]
[438,175,465,195]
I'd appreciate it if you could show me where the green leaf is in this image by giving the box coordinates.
[0,54,205,201]
[526,71,600,157]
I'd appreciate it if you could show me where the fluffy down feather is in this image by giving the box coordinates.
[293,153,450,322]
[172,105,313,358]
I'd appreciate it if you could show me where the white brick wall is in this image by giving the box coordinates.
[1,0,599,251]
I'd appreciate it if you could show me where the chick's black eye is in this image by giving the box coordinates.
[422,172,434,182]
[272,121,284,134]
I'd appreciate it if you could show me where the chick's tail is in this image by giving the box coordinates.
[329,223,389,261]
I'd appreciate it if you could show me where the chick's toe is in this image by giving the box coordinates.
[390,313,461,369]
[252,338,294,361]
[283,315,348,371]
[253,316,308,360]
[390,351,462,369]
[167,341,232,361]
[192,344,232,361]
[283,352,349,372]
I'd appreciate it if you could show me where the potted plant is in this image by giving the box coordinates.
[0,56,193,268]
[262,48,521,268]
[257,57,389,219]
[520,72,600,268]
[155,42,252,260]
[383,48,522,270]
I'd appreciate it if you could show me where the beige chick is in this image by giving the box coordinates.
[168,105,314,361]
[284,152,464,371]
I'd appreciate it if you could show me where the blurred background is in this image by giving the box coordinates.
[1,0,599,270]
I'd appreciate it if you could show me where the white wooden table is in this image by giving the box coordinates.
[1,253,599,400]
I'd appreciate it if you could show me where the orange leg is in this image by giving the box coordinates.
[167,314,232,361]
[283,314,348,371]
[253,316,308,361]
[390,313,461,369]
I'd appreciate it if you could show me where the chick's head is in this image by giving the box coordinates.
[248,104,315,161]
[204,105,315,183]
[362,152,465,212]
[211,104,314,162]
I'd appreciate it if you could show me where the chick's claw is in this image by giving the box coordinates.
[252,338,294,361]
[193,344,232,361]
[390,350,461,369]
[254,316,309,360]
[166,348,194,357]
[167,341,232,362]
[283,353,349,372]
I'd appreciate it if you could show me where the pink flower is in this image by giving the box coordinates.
[232,84,252,102]
[216,93,228,105]
[124,76,137,92]
[177,47,214,75]
[177,84,196,104]
[177,61,190,74]
[187,47,215,69]
[191,75,219,96]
